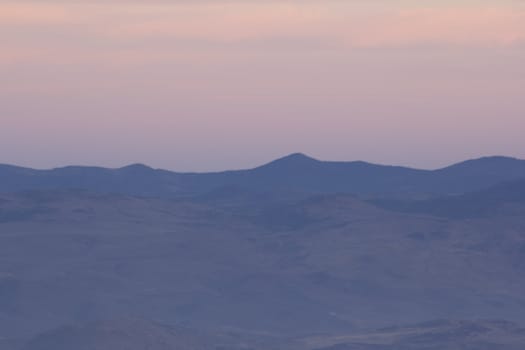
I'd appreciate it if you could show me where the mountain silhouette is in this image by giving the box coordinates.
[2,154,525,198]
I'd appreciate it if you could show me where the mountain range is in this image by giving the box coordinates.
[2,154,525,198]
[1,154,525,349]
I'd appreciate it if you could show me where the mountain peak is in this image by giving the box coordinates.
[257,153,319,170]
[274,152,318,163]
[118,163,154,172]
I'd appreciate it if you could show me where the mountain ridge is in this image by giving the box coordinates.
[2,154,525,198]
[2,154,523,174]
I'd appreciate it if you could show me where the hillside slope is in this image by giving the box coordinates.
[2,190,525,341]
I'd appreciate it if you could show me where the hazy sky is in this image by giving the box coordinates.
[1,0,524,171]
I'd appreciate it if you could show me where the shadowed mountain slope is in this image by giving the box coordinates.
[373,177,525,219]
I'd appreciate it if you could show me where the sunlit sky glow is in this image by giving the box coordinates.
[0,0,524,171]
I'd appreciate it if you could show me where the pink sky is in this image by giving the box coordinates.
[0,0,524,171]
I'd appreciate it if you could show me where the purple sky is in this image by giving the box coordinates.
[1,1,524,171]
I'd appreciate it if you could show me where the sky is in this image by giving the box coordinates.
[0,0,524,171]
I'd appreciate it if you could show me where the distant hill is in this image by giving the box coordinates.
[0,163,183,197]
[2,154,525,197]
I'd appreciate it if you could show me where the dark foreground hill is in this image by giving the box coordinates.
[2,154,525,197]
